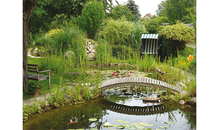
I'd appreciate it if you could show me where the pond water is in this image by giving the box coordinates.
[23,88,196,130]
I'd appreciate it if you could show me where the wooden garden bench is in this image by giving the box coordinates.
[28,64,51,89]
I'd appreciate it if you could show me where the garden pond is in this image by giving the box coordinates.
[23,87,196,130]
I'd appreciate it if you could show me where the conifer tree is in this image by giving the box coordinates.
[126,0,141,21]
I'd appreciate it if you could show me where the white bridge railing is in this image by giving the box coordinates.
[99,77,181,92]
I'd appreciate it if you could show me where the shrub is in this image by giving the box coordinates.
[28,81,42,95]
[110,4,135,22]
[45,28,64,37]
[188,55,196,75]
[112,45,134,59]
[159,23,195,56]
[100,17,134,47]
[160,37,177,61]
[127,22,146,51]
[95,39,111,65]
[79,1,105,39]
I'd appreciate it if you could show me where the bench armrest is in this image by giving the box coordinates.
[28,64,38,66]
[38,70,51,73]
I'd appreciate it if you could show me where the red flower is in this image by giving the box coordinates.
[116,74,119,77]
[113,73,115,76]
[94,71,97,74]
[130,71,133,73]
[127,75,130,77]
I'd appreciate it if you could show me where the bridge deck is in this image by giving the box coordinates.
[99,77,181,93]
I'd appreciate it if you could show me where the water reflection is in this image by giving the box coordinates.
[23,97,196,130]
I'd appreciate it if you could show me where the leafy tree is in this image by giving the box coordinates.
[141,16,170,33]
[23,0,39,92]
[79,1,105,39]
[126,0,141,21]
[100,17,134,48]
[159,23,195,56]
[109,4,135,22]
[166,0,196,23]
[156,0,167,17]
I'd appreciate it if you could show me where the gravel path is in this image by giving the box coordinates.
[23,93,51,107]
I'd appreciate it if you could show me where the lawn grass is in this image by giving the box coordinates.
[24,56,65,100]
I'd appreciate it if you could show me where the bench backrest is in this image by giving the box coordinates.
[28,64,39,73]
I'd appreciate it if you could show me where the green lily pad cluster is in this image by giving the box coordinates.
[158,121,175,129]
[88,70,150,81]
[85,118,175,130]
[101,119,157,130]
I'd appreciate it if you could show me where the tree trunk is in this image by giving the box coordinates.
[23,18,29,92]
[23,0,38,92]
[176,45,179,57]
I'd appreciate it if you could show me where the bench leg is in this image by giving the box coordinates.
[48,71,51,89]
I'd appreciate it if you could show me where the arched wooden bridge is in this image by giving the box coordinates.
[99,77,181,93]
[98,99,176,116]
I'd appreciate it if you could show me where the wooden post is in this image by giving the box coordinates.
[48,71,51,89]
[147,88,149,99]
[145,39,147,54]
[153,90,154,99]
[150,39,153,54]
[156,39,158,54]
[36,66,39,87]
[153,39,156,54]
[147,39,150,53]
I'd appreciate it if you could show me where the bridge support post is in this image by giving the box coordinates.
[99,91,104,97]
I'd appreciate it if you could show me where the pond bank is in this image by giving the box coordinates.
[23,96,196,130]
[23,84,97,122]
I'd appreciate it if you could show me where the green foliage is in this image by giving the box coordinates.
[79,1,105,39]
[41,24,87,60]
[156,0,167,17]
[161,37,177,60]
[188,55,196,75]
[141,16,169,33]
[94,39,111,65]
[166,0,196,23]
[127,22,146,51]
[27,81,42,95]
[45,28,65,37]
[159,23,195,56]
[179,47,195,57]
[126,0,141,21]
[109,4,135,22]
[159,23,195,46]
[112,45,134,59]
[100,17,134,46]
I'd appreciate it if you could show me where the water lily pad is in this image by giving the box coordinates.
[116,119,124,122]
[144,128,152,130]
[103,122,111,127]
[75,129,84,130]
[121,121,129,124]
[117,125,125,129]
[155,128,161,130]
[159,125,169,129]
[89,118,97,121]
[90,128,98,130]
[138,123,144,125]
[135,125,145,129]
[142,123,153,127]
[111,124,119,127]
[124,124,132,128]
[131,123,139,126]
[128,127,136,130]
[164,121,175,125]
